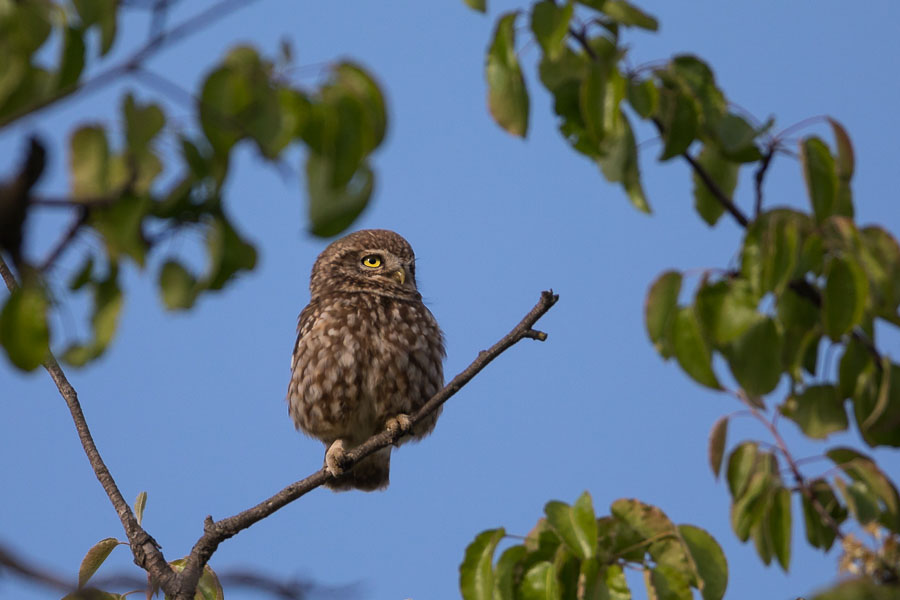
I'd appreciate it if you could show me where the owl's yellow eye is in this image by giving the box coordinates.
[361,255,382,268]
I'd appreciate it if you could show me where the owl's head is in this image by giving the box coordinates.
[309,229,420,299]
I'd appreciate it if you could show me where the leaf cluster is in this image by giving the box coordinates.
[460,492,728,600]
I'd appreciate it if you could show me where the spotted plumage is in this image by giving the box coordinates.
[287,229,445,491]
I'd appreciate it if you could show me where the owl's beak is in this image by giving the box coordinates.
[391,268,406,286]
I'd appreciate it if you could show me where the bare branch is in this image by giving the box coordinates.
[174,290,559,598]
[39,209,88,272]
[0,256,178,593]
[0,542,73,592]
[754,143,775,218]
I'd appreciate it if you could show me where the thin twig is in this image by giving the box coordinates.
[174,291,560,598]
[0,0,261,128]
[754,143,775,218]
[0,256,178,593]
[39,208,88,272]
[0,543,74,592]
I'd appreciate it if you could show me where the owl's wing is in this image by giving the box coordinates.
[290,299,321,372]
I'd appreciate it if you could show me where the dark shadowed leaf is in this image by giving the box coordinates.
[544,492,598,559]
[657,87,698,160]
[57,27,85,90]
[708,416,728,479]
[88,194,150,266]
[460,528,505,600]
[671,306,720,389]
[827,118,854,218]
[78,538,119,588]
[203,216,257,290]
[645,271,681,358]
[123,94,165,155]
[0,285,49,371]
[859,226,900,319]
[627,78,658,118]
[692,146,738,226]
[678,525,727,600]
[823,255,868,340]
[724,317,782,396]
[712,113,761,162]
[781,385,848,439]
[800,137,838,222]
[597,112,649,213]
[487,12,529,137]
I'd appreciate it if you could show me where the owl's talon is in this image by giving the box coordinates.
[325,439,348,477]
[386,414,412,443]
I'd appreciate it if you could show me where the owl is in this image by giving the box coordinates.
[287,229,445,491]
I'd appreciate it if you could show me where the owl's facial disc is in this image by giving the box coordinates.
[356,250,415,292]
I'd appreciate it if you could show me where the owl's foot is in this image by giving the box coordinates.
[325,439,348,478]
[386,414,412,445]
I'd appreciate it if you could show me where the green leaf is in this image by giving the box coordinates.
[827,117,854,218]
[601,564,631,600]
[657,87,698,160]
[580,63,608,145]
[678,525,727,600]
[78,538,119,588]
[822,255,868,340]
[671,306,721,390]
[800,136,838,223]
[134,491,147,527]
[123,94,165,155]
[460,528,505,600]
[776,285,821,381]
[159,261,197,310]
[859,226,900,318]
[834,477,879,525]
[57,27,85,90]
[88,194,150,266]
[724,317,782,397]
[0,285,49,371]
[544,492,598,560]
[694,278,760,347]
[520,561,561,600]
[781,385,848,439]
[811,578,900,600]
[70,125,110,198]
[801,479,846,550]
[464,0,486,13]
[666,55,725,130]
[730,470,769,541]
[708,416,728,480]
[851,362,900,448]
[306,153,373,237]
[602,1,658,30]
[627,78,658,118]
[768,486,791,571]
[711,114,761,162]
[827,447,899,532]
[168,559,224,600]
[838,337,870,399]
[692,146,738,226]
[726,442,759,499]
[69,256,94,291]
[645,271,681,358]
[203,216,257,290]
[596,112,649,212]
[62,268,124,366]
[531,1,573,59]
[487,12,529,137]
[494,545,526,600]
[611,499,693,579]
[646,564,691,600]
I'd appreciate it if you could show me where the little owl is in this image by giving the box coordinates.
[287,229,445,491]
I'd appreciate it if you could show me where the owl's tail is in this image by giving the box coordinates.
[325,446,391,492]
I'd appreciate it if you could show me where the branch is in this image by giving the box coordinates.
[174,290,560,598]
[754,143,775,218]
[39,208,88,272]
[0,0,261,128]
[0,256,178,593]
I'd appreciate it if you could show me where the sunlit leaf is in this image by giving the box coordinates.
[159,260,197,310]
[694,278,760,347]
[678,525,727,600]
[460,528,505,600]
[531,1,573,59]
[827,447,899,532]
[123,94,165,155]
[724,317,782,396]
[800,136,838,223]
[494,545,526,600]
[78,538,119,589]
[646,564,691,600]
[671,306,720,390]
[463,0,486,13]
[520,561,561,600]
[0,285,49,371]
[544,492,597,560]
[134,491,147,527]
[822,255,868,340]
[692,146,738,226]
[70,125,110,198]
[602,1,658,30]
[726,442,759,499]
[730,470,769,541]
[645,271,681,358]
[781,385,848,439]
[486,12,529,137]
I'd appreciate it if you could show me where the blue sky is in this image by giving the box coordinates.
[2,1,900,599]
